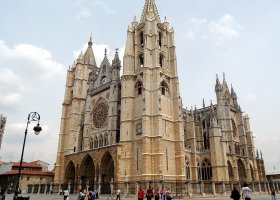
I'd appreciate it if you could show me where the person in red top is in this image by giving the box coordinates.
[146,186,153,200]
[138,187,145,200]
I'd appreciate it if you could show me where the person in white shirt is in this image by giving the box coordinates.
[116,189,121,200]
[63,188,69,200]
[241,183,252,200]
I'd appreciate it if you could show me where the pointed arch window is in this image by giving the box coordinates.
[139,54,144,68]
[94,136,98,148]
[140,31,144,48]
[200,159,212,180]
[159,54,164,67]
[160,81,168,95]
[136,81,143,95]
[104,134,108,146]
[159,32,162,48]
[186,161,191,180]
[99,135,103,148]
[89,137,93,149]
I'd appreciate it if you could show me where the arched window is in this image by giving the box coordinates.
[201,159,212,180]
[99,135,103,148]
[139,54,144,67]
[235,143,240,155]
[231,119,237,138]
[136,81,143,95]
[140,31,144,48]
[160,81,168,95]
[104,134,108,146]
[227,161,234,181]
[203,131,210,149]
[186,161,191,180]
[159,32,162,48]
[94,136,98,148]
[159,54,164,67]
[89,137,93,149]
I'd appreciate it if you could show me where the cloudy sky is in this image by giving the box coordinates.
[0,0,279,172]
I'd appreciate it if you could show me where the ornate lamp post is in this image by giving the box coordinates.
[13,112,42,200]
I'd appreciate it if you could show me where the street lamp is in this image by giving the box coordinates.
[13,112,42,200]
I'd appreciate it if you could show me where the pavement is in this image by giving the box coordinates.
[3,194,274,200]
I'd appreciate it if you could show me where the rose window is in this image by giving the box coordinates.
[92,101,108,128]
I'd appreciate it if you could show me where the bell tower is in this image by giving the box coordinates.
[120,0,185,182]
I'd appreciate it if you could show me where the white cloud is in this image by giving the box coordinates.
[209,14,242,39]
[185,14,242,44]
[0,40,65,79]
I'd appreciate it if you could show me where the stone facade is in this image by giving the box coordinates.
[54,0,267,197]
[0,114,6,149]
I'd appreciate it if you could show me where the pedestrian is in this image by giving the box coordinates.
[78,189,85,200]
[138,187,145,200]
[0,188,6,200]
[146,186,153,200]
[116,189,121,200]
[241,183,252,200]
[230,186,241,200]
[154,188,160,200]
[63,187,69,200]
[160,186,165,200]
[165,187,172,200]
[271,188,276,200]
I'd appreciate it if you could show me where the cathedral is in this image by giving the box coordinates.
[54,0,267,196]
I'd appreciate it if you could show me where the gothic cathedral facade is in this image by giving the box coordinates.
[54,0,266,195]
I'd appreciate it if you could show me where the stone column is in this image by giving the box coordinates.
[258,182,262,194]
[110,178,114,195]
[31,184,34,194]
[273,181,276,190]
[187,181,192,198]
[38,184,41,194]
[58,183,62,195]
[98,181,101,195]
[200,181,205,196]
[222,180,226,195]
[264,182,267,192]
[276,181,279,192]
[267,182,271,193]
[125,181,129,197]
[136,180,140,195]
[44,184,47,194]
[252,182,255,192]
[212,182,216,195]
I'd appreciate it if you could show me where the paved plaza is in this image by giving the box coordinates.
[3,194,275,200]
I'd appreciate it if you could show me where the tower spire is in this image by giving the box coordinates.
[141,0,161,22]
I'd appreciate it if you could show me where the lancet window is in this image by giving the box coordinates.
[136,81,143,95]
[159,32,162,48]
[159,54,164,67]
[89,137,93,149]
[139,54,144,68]
[94,136,98,148]
[198,159,212,180]
[140,31,144,48]
[160,81,168,95]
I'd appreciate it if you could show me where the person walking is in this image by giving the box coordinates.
[241,183,252,200]
[230,186,241,200]
[146,186,153,200]
[138,187,145,200]
[77,189,85,200]
[154,188,160,200]
[165,187,172,200]
[160,186,165,200]
[63,187,69,200]
[271,188,276,200]
[116,189,121,200]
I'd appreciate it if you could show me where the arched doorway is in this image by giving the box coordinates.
[65,161,75,193]
[100,151,114,194]
[80,155,95,190]
[237,159,247,181]
[227,161,234,181]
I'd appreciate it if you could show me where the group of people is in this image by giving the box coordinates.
[231,183,277,200]
[77,188,99,200]
[138,186,172,200]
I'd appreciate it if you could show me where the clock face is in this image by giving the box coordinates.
[101,76,107,84]
[136,124,142,134]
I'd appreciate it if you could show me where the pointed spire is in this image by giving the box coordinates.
[231,84,237,100]
[78,51,84,60]
[223,72,229,90]
[84,35,97,67]
[112,48,121,69]
[260,150,263,159]
[256,149,259,158]
[141,0,161,23]
[209,100,215,119]
[215,74,222,92]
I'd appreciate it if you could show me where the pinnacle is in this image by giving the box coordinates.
[140,0,161,22]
